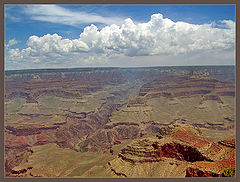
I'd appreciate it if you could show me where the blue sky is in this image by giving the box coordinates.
[5,4,235,70]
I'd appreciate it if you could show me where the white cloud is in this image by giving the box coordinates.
[23,5,125,26]
[6,39,19,48]
[5,6,21,22]
[5,13,21,22]
[6,13,235,69]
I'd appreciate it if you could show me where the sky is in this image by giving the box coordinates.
[4,4,235,70]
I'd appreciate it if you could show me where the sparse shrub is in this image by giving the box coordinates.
[78,141,83,152]
[221,168,235,177]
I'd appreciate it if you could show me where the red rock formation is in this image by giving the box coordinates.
[171,128,210,148]
[193,156,235,174]
[114,140,122,145]
[5,125,59,136]
[218,139,235,148]
[161,143,212,162]
[109,125,235,178]
[185,167,220,177]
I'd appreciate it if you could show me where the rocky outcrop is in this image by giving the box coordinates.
[17,113,52,117]
[170,127,210,148]
[117,140,212,164]
[138,70,235,100]
[5,125,59,136]
[11,167,33,175]
[192,123,234,131]
[107,162,127,177]
[193,156,235,175]
[107,124,235,177]
[200,95,223,104]
[185,167,220,177]
[127,97,146,107]
[161,143,213,162]
[218,139,235,148]
[174,90,211,97]
[81,125,140,152]
[104,122,139,129]
[5,147,33,176]
[66,111,87,119]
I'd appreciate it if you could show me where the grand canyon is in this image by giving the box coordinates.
[4,66,235,178]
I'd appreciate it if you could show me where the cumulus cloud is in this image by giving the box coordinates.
[6,39,19,48]
[23,5,125,26]
[6,13,235,68]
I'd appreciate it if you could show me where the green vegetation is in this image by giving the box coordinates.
[78,141,84,152]
[221,168,235,177]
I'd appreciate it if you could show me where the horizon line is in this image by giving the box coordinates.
[5,64,235,72]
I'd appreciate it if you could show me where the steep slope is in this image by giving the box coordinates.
[105,124,235,177]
